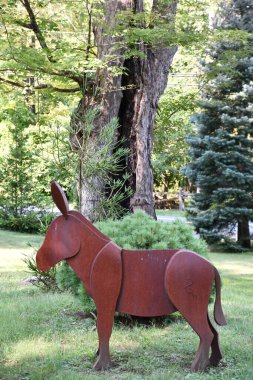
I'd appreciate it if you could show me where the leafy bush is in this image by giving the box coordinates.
[56,261,95,311]
[0,209,56,234]
[97,211,207,254]
[56,211,208,307]
[23,246,59,292]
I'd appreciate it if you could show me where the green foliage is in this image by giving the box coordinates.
[97,211,208,254]
[0,0,211,98]
[115,0,210,51]
[0,0,222,219]
[0,102,38,214]
[184,0,253,247]
[153,87,198,190]
[152,1,213,192]
[0,210,56,234]
[56,261,95,311]
[70,108,132,221]
[213,238,251,253]
[0,89,77,222]
[55,261,81,294]
[23,248,59,292]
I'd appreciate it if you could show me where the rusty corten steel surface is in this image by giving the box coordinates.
[116,249,177,316]
[36,181,227,372]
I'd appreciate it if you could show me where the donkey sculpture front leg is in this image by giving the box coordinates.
[93,306,116,370]
[90,243,122,370]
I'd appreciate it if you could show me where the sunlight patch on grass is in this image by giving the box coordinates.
[0,250,28,273]
[112,340,140,351]
[210,252,253,276]
[0,248,33,255]
[0,244,35,275]
[218,262,253,275]
[4,337,59,367]
[0,229,43,249]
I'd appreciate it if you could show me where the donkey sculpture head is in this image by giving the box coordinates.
[36,181,82,271]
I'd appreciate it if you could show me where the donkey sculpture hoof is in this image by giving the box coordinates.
[209,352,223,367]
[93,358,113,371]
[191,356,210,372]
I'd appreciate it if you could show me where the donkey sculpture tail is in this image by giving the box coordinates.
[214,268,227,326]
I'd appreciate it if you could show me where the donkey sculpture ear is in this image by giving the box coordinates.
[51,180,69,218]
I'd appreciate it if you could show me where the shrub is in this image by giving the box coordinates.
[0,209,56,234]
[56,211,208,308]
[56,261,95,311]
[23,246,59,292]
[96,211,207,254]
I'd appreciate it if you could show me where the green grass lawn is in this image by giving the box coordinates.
[155,209,186,217]
[0,229,253,380]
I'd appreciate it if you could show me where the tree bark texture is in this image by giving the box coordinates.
[119,44,177,218]
[70,0,127,218]
[71,0,178,219]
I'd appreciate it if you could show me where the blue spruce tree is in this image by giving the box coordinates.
[185,0,253,248]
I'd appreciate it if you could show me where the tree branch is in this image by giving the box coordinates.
[0,63,83,86]
[0,13,17,62]
[85,0,93,60]
[24,65,83,85]
[34,83,80,92]
[0,76,80,93]
[15,20,33,29]
[0,76,25,88]
[19,0,56,62]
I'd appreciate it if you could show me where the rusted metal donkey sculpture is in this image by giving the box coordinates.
[36,181,226,372]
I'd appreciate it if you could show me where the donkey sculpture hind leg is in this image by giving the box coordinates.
[165,250,226,371]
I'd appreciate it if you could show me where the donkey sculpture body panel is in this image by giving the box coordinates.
[36,181,227,372]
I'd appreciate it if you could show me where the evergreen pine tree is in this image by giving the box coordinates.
[0,104,37,215]
[184,0,253,248]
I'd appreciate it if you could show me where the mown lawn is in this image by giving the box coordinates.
[0,229,252,380]
[155,209,186,217]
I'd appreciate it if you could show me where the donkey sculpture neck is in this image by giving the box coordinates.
[65,211,115,296]
[36,181,226,372]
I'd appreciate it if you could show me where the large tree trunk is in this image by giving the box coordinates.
[237,217,251,248]
[119,45,177,218]
[70,0,127,219]
[71,0,178,220]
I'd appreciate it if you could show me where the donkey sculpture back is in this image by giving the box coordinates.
[36,181,227,372]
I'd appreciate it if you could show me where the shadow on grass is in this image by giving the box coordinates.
[0,323,199,380]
